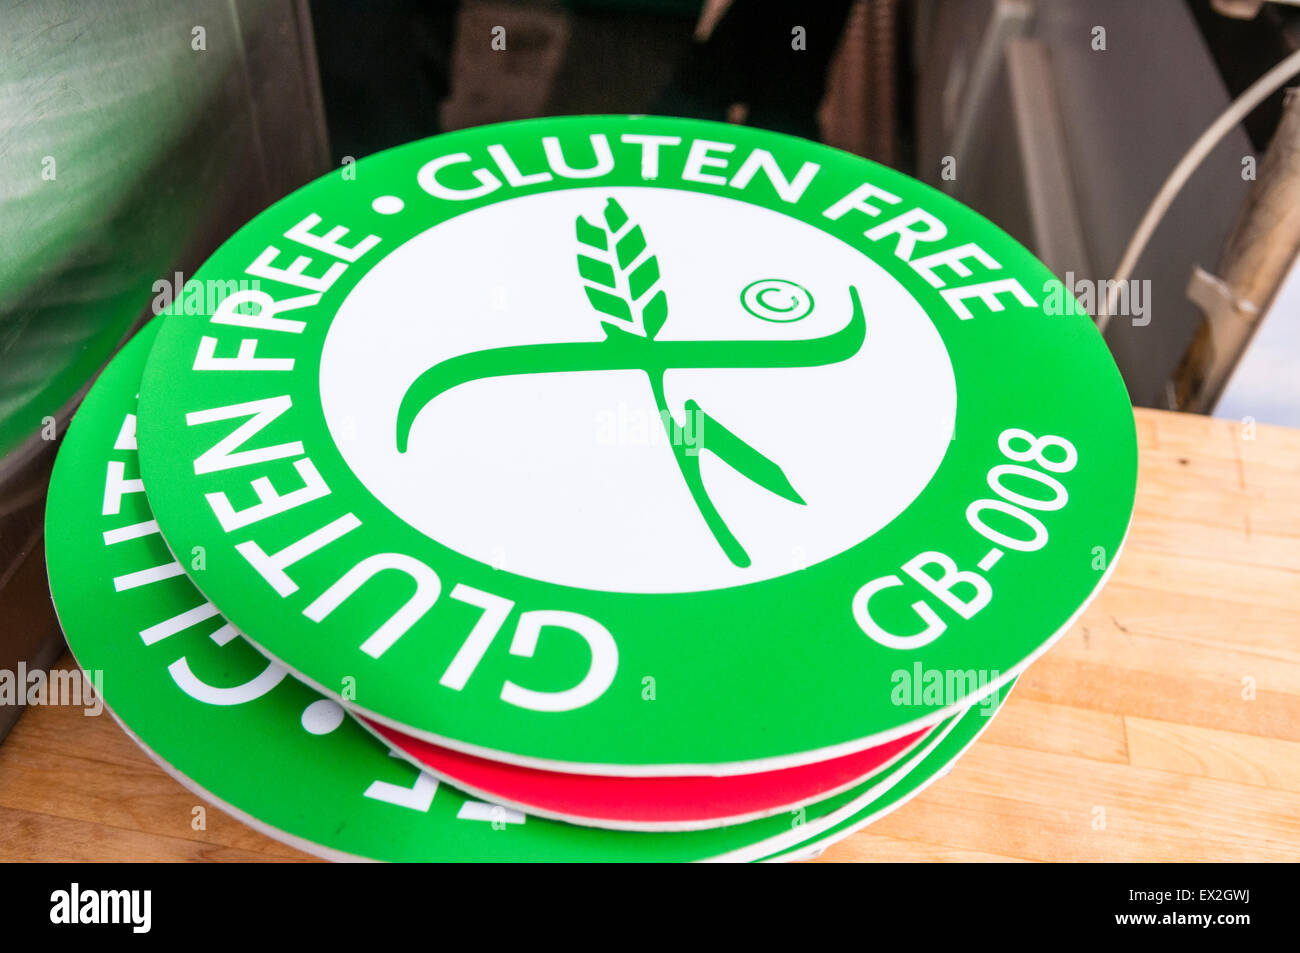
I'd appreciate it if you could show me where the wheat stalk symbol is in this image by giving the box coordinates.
[395,196,868,570]
[576,198,668,340]
[574,198,807,567]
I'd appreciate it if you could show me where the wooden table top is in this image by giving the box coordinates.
[2,407,1297,862]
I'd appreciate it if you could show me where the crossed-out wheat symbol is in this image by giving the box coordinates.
[396,197,867,568]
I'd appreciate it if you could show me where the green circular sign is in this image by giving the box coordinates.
[43,318,1008,859]
[135,116,1134,774]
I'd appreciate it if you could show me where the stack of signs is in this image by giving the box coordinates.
[44,116,1137,861]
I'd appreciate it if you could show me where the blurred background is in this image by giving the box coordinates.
[2,0,1299,739]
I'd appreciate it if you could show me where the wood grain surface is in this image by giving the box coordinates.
[1,408,1297,862]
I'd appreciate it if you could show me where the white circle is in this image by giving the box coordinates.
[301,699,345,735]
[372,195,405,215]
[321,187,956,594]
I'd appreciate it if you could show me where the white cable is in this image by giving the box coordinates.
[1098,46,1300,334]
